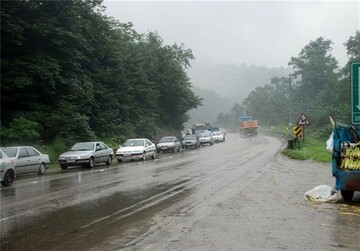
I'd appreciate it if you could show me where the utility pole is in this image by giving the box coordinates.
[282,76,294,126]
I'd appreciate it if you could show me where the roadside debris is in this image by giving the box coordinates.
[304,185,340,203]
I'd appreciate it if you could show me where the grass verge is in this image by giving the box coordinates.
[282,137,332,163]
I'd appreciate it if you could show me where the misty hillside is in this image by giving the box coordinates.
[186,86,235,126]
[186,61,293,125]
[187,61,293,103]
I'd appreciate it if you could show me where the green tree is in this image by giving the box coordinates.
[1,1,106,142]
[336,31,360,123]
[139,32,202,133]
[288,37,339,126]
[1,1,202,145]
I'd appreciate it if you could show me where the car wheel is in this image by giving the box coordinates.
[151,151,156,159]
[60,164,68,170]
[178,146,181,152]
[117,159,122,163]
[142,152,146,161]
[341,190,354,201]
[88,157,95,168]
[173,148,176,153]
[1,170,15,187]
[106,155,112,166]
[38,163,46,175]
[157,150,160,153]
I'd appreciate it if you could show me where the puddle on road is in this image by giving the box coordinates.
[1,180,193,251]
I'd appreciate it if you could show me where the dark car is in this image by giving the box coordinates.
[182,134,201,149]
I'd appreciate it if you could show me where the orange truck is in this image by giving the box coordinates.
[239,116,258,136]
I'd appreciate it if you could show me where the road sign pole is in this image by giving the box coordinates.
[302,125,305,143]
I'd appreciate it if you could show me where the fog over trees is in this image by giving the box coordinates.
[1,1,359,146]
[201,32,360,133]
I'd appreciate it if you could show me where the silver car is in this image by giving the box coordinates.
[2,146,50,175]
[58,141,114,170]
[156,136,181,153]
[199,131,214,146]
[182,134,201,149]
[0,149,16,187]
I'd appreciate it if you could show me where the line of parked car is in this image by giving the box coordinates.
[0,130,226,187]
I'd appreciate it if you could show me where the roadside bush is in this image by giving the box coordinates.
[41,137,66,167]
[1,116,42,145]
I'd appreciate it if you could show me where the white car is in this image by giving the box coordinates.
[58,141,114,170]
[0,149,16,187]
[212,131,225,142]
[156,136,181,153]
[2,146,50,175]
[116,138,156,162]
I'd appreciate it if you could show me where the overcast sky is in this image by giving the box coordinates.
[103,1,359,68]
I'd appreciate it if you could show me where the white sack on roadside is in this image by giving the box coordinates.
[304,185,340,203]
[326,131,334,152]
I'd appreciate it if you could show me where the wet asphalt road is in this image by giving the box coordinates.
[1,133,359,251]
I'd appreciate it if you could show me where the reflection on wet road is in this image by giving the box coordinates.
[1,134,359,250]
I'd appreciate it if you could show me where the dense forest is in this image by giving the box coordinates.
[1,1,359,147]
[214,33,360,134]
[1,1,202,145]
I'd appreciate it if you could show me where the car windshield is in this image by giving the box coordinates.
[200,132,210,137]
[212,131,222,135]
[159,137,174,143]
[71,142,94,151]
[2,147,18,157]
[123,139,145,147]
[184,135,196,140]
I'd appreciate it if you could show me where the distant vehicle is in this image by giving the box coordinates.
[191,123,208,135]
[212,131,225,142]
[182,134,201,149]
[0,149,16,187]
[191,123,221,136]
[116,138,156,162]
[58,141,114,169]
[2,146,50,175]
[156,136,181,153]
[220,128,227,137]
[199,131,214,146]
[239,116,258,136]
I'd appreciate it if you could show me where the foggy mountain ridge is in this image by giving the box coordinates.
[187,86,235,126]
[187,61,293,102]
[186,62,293,124]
